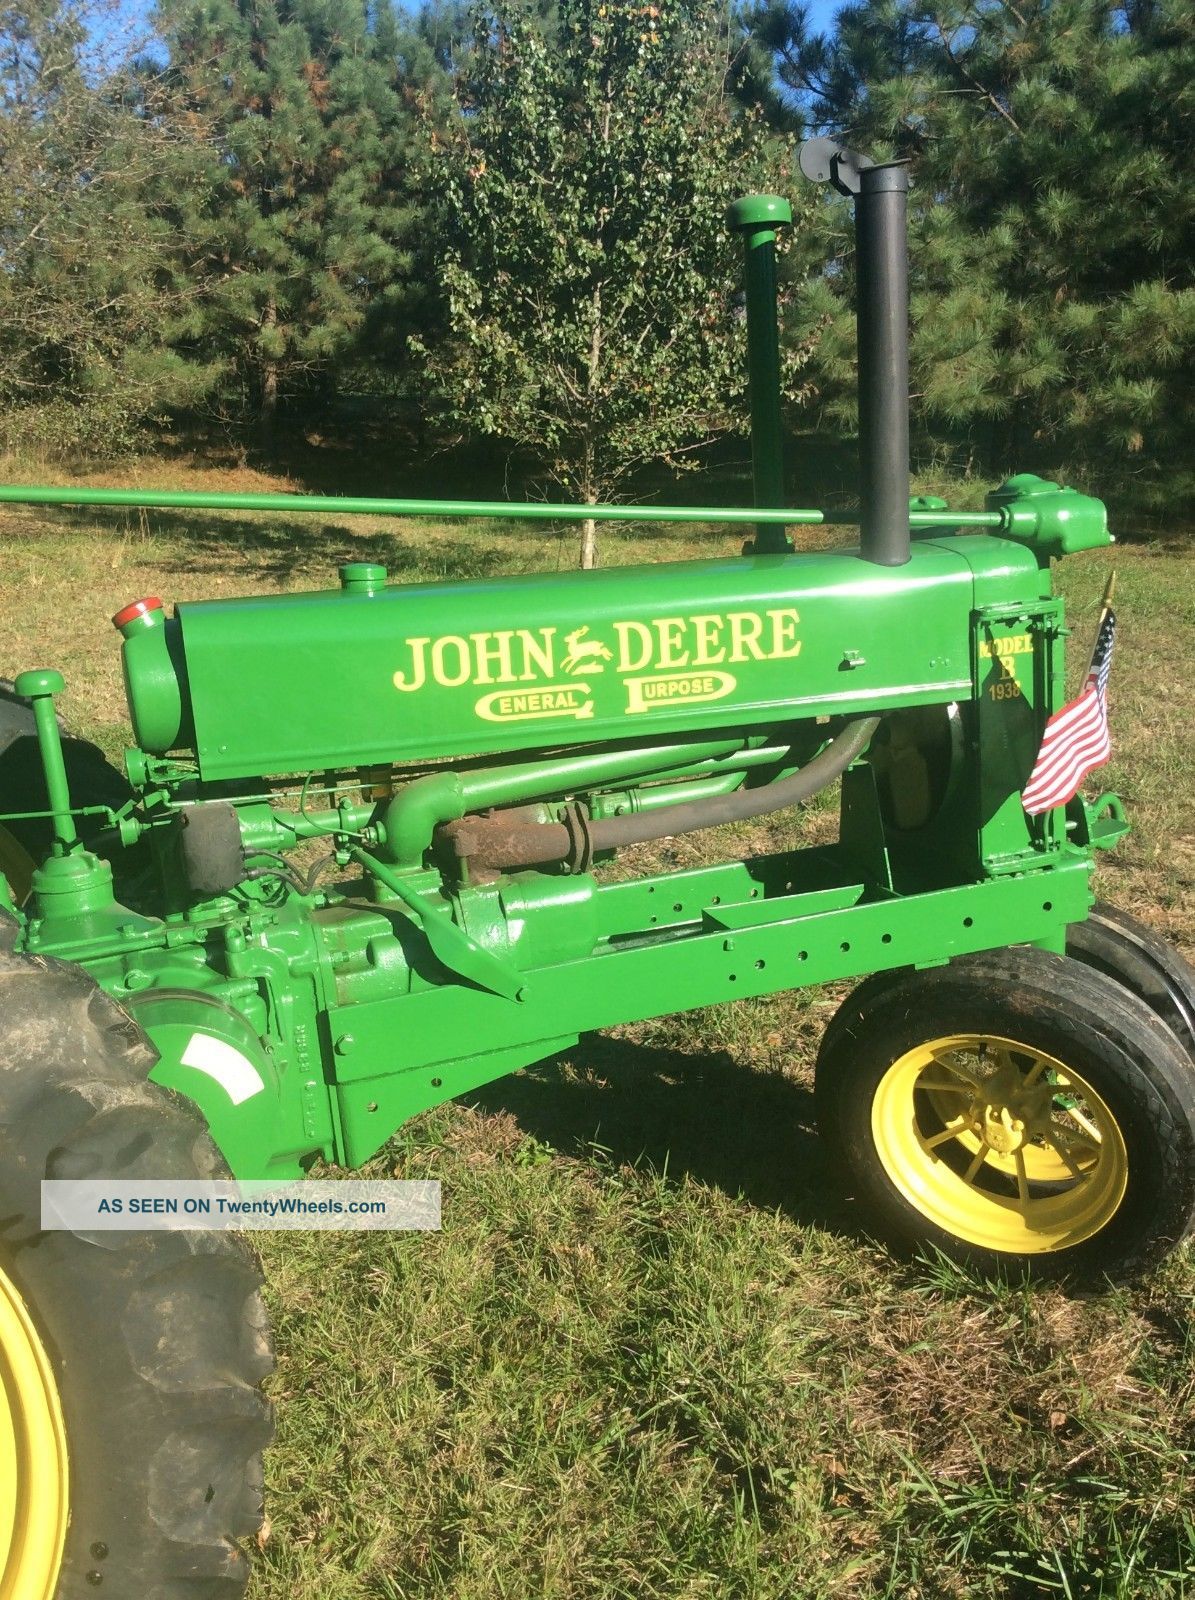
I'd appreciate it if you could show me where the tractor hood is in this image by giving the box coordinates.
[119,535,1047,781]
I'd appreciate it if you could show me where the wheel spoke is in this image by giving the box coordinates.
[1060,1104,1103,1144]
[924,1115,977,1149]
[1021,1056,1050,1088]
[867,1006,1142,1262]
[926,1052,984,1092]
[1042,1130,1092,1181]
[963,1141,992,1183]
[1050,1120,1101,1156]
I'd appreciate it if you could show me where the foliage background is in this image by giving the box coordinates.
[0,0,1191,526]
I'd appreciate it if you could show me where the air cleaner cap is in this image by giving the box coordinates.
[725,194,792,233]
[112,596,164,635]
[986,476,1111,557]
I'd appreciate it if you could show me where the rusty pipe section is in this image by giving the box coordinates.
[379,731,767,866]
[440,716,880,876]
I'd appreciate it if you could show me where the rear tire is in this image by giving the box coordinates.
[815,948,1195,1282]
[1067,901,1195,1059]
[0,921,274,1598]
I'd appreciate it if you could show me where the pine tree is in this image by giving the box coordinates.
[153,0,434,432]
[0,0,212,452]
[747,0,1195,510]
[412,0,812,567]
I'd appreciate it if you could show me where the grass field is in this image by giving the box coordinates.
[2,451,1194,1598]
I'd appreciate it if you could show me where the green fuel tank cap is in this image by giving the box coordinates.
[339,563,387,595]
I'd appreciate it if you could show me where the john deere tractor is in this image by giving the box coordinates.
[2,145,1193,1598]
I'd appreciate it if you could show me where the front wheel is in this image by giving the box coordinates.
[815,949,1195,1282]
[1067,901,1195,1059]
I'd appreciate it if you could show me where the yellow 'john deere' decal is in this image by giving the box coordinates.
[391,607,801,717]
[624,670,737,714]
[474,685,594,722]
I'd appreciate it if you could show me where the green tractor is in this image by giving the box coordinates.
[2,147,1194,1598]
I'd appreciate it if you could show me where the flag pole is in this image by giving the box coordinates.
[1084,570,1117,679]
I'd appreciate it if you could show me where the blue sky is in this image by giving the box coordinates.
[803,0,841,32]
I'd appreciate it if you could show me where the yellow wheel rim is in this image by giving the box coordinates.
[0,1264,68,1600]
[872,1034,1129,1255]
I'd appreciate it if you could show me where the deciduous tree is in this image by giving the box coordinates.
[414,0,813,567]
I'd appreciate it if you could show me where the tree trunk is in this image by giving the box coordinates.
[579,442,598,570]
[259,295,278,443]
[580,507,597,570]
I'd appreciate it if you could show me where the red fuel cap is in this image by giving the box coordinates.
[112,596,164,630]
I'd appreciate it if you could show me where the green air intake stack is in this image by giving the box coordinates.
[726,194,794,556]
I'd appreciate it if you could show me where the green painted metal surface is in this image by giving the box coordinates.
[729,194,793,554]
[124,537,1045,779]
[12,671,77,851]
[326,855,1093,1169]
[17,822,1091,1178]
[377,734,756,866]
[0,481,1002,528]
[987,474,1111,555]
[0,493,1115,1180]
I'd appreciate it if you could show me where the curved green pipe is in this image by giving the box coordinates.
[587,744,798,820]
[237,738,787,858]
[379,735,758,867]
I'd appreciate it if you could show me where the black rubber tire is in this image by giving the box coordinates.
[0,919,274,1598]
[814,948,1195,1282]
[1067,901,1195,1060]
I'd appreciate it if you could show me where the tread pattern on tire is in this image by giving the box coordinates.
[0,916,274,1599]
[1067,901,1195,1057]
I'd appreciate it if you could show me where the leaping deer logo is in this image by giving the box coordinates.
[562,626,612,676]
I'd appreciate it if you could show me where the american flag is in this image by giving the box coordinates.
[1021,606,1117,816]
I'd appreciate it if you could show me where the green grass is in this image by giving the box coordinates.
[3,452,1195,1598]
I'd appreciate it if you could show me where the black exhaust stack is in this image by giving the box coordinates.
[800,141,911,567]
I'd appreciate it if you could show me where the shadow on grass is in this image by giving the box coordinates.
[39,504,523,584]
[38,496,742,584]
[117,422,763,513]
[464,1032,854,1233]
